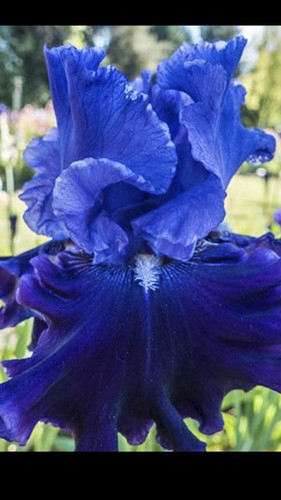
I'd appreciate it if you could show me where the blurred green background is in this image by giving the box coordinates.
[1,25,281,452]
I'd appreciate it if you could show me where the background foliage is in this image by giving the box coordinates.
[1,25,281,451]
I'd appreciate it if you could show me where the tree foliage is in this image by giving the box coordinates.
[0,25,192,104]
[106,26,190,79]
[149,25,191,48]
[0,26,71,107]
[106,26,167,78]
[241,26,281,129]
[200,25,240,42]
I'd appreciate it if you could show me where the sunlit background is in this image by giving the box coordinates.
[1,25,281,452]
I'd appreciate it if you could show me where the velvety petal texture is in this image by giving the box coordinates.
[0,247,40,328]
[0,235,280,450]
[0,242,67,329]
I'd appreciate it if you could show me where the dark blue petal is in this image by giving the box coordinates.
[29,318,47,351]
[45,46,177,194]
[20,128,68,240]
[181,83,276,186]
[0,247,43,328]
[0,242,67,329]
[132,174,226,261]
[1,250,209,451]
[207,229,281,257]
[1,234,280,451]
[0,266,29,328]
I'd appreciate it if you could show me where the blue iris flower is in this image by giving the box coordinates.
[0,36,280,451]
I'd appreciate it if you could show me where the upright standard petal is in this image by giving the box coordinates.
[157,36,275,187]
[53,158,161,259]
[21,47,177,246]
[44,45,106,138]
[150,84,191,144]
[45,46,177,193]
[157,36,247,94]
[181,83,276,186]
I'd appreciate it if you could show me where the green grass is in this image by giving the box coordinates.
[225,174,281,236]
[1,173,281,452]
[0,190,48,256]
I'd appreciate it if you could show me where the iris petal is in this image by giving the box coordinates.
[53,157,164,259]
[0,247,42,328]
[20,128,68,239]
[181,83,276,186]
[157,36,247,94]
[45,46,176,191]
[132,174,226,261]
[0,37,279,454]
[0,242,68,330]
[157,36,275,187]
[0,235,280,451]
[44,45,106,141]
[21,46,177,248]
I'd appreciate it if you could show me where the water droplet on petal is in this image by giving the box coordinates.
[247,151,272,166]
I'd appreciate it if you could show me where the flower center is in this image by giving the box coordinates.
[133,254,162,292]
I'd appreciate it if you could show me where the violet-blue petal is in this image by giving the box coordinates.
[132,174,226,261]
[53,158,164,259]
[45,46,177,194]
[150,84,191,144]
[130,70,153,94]
[207,229,281,257]
[157,36,275,187]
[44,45,106,140]
[157,36,246,97]
[28,318,47,352]
[20,128,68,239]
[181,83,276,186]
